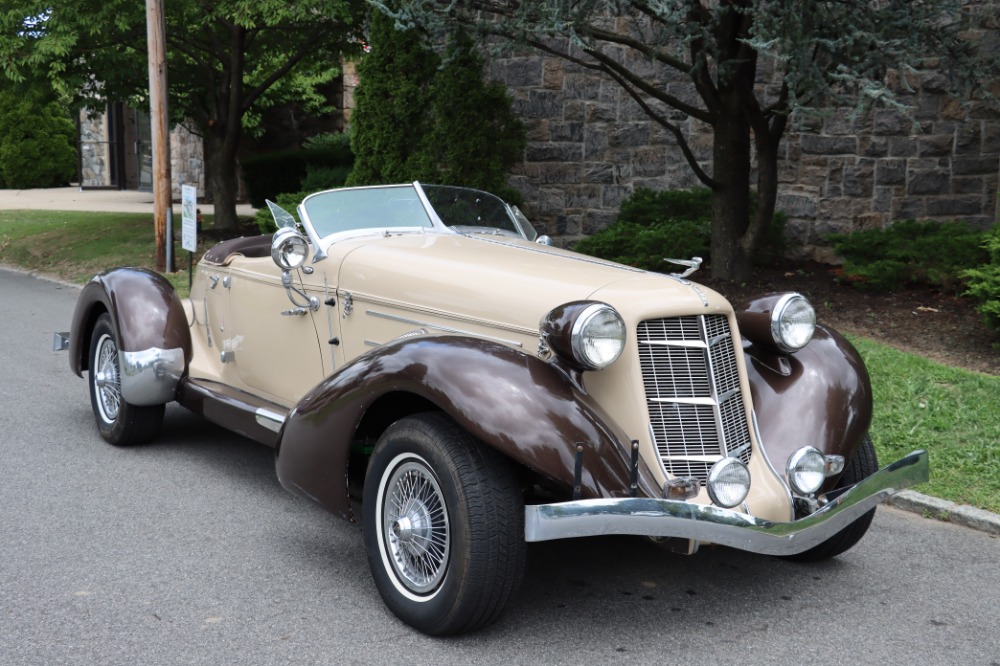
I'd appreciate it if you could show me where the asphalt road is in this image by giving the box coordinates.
[2,267,998,666]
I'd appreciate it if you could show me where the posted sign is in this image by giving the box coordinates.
[181,185,198,253]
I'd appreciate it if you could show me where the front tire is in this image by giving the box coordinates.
[783,435,879,562]
[88,313,164,446]
[362,413,525,635]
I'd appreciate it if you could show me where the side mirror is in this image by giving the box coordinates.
[536,235,554,246]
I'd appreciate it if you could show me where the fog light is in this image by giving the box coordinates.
[664,477,699,501]
[707,458,751,508]
[787,446,826,496]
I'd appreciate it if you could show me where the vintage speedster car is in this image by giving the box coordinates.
[64,182,928,635]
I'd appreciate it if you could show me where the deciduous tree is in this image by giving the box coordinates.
[0,0,364,230]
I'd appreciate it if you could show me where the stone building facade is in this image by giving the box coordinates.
[483,42,999,261]
[77,104,204,198]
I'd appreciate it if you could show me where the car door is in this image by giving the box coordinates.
[226,256,327,406]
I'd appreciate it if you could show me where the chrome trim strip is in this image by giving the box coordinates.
[524,450,929,555]
[365,309,524,348]
[255,408,285,433]
[120,347,185,406]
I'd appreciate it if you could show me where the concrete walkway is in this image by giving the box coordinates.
[0,186,256,216]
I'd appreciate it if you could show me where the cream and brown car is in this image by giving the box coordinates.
[64,182,928,635]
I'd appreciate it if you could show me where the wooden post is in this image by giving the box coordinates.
[146,0,172,272]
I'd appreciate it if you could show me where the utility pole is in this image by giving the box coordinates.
[146,0,172,272]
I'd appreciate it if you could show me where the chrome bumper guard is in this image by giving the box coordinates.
[524,450,929,556]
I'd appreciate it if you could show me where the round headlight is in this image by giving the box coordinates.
[770,293,816,352]
[787,446,826,496]
[707,457,751,508]
[571,304,626,370]
[271,227,309,270]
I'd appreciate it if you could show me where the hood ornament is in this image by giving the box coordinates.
[665,256,703,279]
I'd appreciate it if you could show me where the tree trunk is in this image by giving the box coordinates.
[709,103,753,282]
[203,124,241,231]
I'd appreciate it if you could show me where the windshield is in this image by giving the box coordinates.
[301,184,434,238]
[422,185,522,237]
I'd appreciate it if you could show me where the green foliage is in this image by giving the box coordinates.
[618,188,712,227]
[961,226,1000,332]
[829,220,989,292]
[0,0,365,226]
[242,141,355,207]
[575,187,785,271]
[346,10,439,186]
[0,90,76,189]
[347,15,525,200]
[573,219,709,272]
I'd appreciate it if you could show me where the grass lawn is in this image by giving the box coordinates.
[2,208,997,513]
[0,209,222,295]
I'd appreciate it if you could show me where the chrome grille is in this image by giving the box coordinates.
[638,314,753,481]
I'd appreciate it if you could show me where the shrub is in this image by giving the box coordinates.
[962,225,1000,332]
[574,219,710,272]
[0,96,76,189]
[828,219,988,292]
[574,187,785,271]
[242,141,355,208]
[618,187,712,227]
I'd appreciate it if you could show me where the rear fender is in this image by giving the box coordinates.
[276,336,660,520]
[69,267,191,404]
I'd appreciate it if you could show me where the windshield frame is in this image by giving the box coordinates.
[296,182,537,259]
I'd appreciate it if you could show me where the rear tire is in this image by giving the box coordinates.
[88,313,164,446]
[362,412,525,635]
[783,435,879,562]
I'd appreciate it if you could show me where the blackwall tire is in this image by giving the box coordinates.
[783,435,879,562]
[88,313,164,446]
[362,412,525,635]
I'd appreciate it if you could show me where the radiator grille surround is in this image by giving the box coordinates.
[638,314,753,482]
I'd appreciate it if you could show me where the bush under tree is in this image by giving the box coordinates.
[962,225,1000,334]
[829,220,989,292]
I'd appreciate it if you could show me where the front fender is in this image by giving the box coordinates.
[69,267,191,404]
[276,336,660,519]
[744,324,872,481]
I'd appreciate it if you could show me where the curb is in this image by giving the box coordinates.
[889,490,1000,536]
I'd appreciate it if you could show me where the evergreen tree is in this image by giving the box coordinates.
[347,13,525,199]
[347,10,439,186]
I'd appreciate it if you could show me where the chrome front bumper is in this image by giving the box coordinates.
[524,450,929,556]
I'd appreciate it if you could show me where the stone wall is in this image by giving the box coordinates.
[485,45,999,262]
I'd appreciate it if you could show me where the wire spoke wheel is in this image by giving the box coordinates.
[87,313,164,446]
[362,413,526,635]
[382,458,450,594]
[93,333,122,423]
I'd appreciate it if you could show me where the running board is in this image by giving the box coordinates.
[177,378,289,447]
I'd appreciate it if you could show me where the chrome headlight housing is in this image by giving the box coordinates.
[540,301,626,371]
[770,293,816,353]
[707,457,751,508]
[786,446,826,496]
[271,227,309,270]
[736,292,817,355]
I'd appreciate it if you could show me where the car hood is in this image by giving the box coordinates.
[331,232,729,334]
